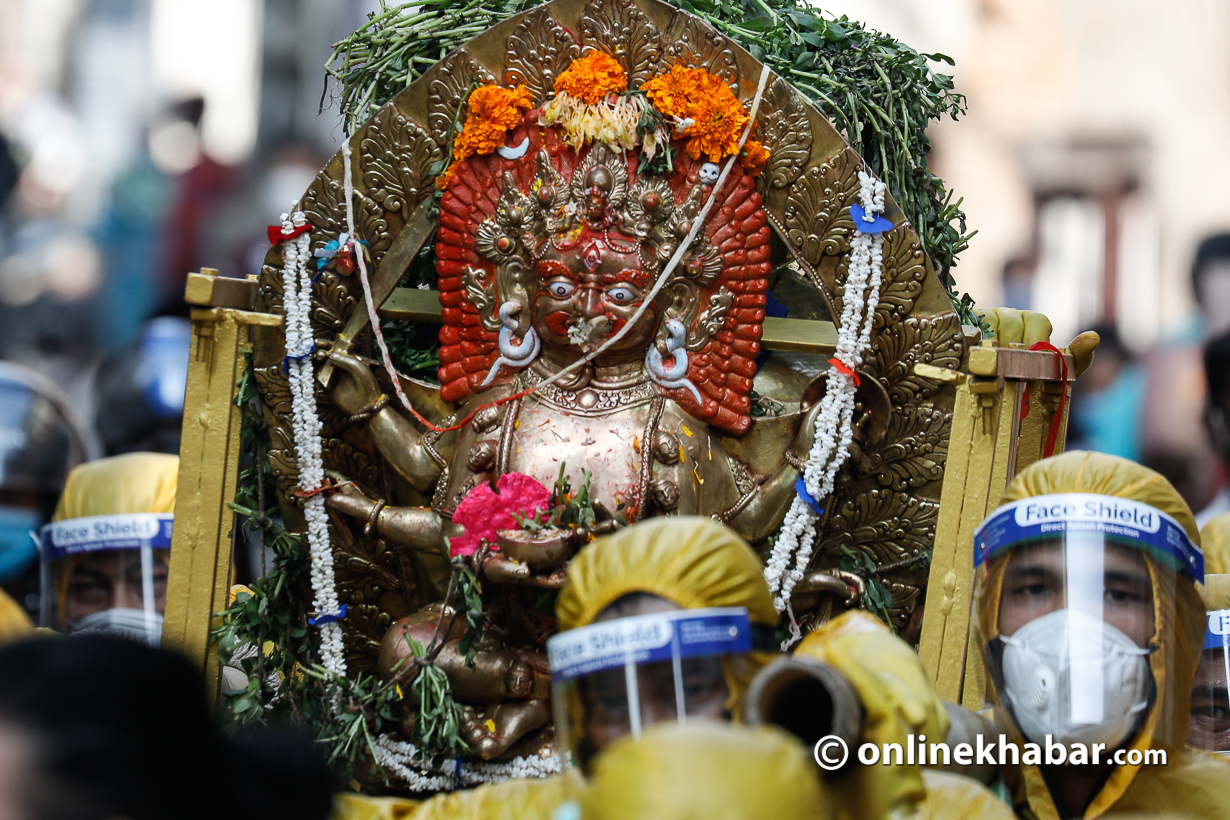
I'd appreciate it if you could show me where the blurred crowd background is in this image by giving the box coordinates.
[1,0,1229,516]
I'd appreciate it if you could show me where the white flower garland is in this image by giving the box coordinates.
[763,170,886,647]
[371,735,563,791]
[278,210,348,674]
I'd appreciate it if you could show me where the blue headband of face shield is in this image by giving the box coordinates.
[1206,609,1230,651]
[40,513,173,558]
[547,608,755,683]
[974,493,1203,581]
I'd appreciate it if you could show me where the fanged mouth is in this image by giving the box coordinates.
[566,316,612,350]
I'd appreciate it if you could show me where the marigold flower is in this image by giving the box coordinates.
[553,51,628,106]
[642,65,725,119]
[437,84,533,189]
[683,90,749,163]
[435,161,458,191]
[739,139,770,175]
[644,65,751,163]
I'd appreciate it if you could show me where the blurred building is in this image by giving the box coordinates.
[820,0,1230,349]
[820,0,1230,508]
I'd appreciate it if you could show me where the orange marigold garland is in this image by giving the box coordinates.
[436,84,533,190]
[553,51,627,105]
[642,65,752,166]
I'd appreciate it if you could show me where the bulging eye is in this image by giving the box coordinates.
[548,281,575,298]
[606,286,636,305]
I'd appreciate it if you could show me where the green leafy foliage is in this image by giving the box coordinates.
[400,634,470,760]
[546,463,597,531]
[325,0,980,323]
[454,564,486,663]
[214,355,407,782]
[381,318,441,380]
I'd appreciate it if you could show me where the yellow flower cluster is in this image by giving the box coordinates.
[436,84,533,190]
[643,64,750,164]
[552,51,628,105]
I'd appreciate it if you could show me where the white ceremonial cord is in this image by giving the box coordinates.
[342,139,423,429]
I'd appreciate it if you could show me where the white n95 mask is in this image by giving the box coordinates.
[71,608,164,647]
[999,608,1152,751]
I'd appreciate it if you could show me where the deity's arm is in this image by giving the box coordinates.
[327,352,450,493]
[725,398,825,542]
[364,405,452,493]
[325,480,454,557]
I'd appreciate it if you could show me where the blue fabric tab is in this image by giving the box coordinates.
[794,476,824,516]
[308,604,348,626]
[973,493,1203,581]
[849,204,894,234]
[41,514,173,559]
[1205,609,1230,651]
[547,607,753,682]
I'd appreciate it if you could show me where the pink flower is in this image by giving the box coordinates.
[449,472,551,558]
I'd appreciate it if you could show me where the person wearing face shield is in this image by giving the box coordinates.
[1199,512,1230,574]
[1187,573,1230,755]
[569,722,830,820]
[40,452,177,646]
[0,585,32,645]
[973,450,1230,819]
[0,362,89,614]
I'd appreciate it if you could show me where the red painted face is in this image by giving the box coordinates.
[530,253,660,358]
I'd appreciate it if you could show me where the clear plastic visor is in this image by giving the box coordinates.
[1189,609,1230,753]
[39,513,172,645]
[548,607,755,770]
[994,534,1158,648]
[984,533,1165,749]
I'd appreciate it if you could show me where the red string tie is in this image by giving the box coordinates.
[1028,341,1069,459]
[267,223,313,244]
[828,358,860,386]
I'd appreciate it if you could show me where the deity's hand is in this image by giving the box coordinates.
[321,470,381,527]
[328,352,383,416]
[979,307,1100,378]
[475,548,568,589]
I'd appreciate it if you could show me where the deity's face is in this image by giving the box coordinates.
[529,236,666,363]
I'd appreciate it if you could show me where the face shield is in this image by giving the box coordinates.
[1189,608,1230,754]
[548,607,766,772]
[974,493,1203,753]
[39,512,173,645]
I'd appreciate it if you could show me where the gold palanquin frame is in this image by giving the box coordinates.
[162,0,1075,707]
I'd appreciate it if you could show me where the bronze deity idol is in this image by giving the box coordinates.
[251,0,964,771]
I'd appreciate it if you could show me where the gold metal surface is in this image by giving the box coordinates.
[163,270,282,706]
[918,343,1077,708]
[184,268,259,311]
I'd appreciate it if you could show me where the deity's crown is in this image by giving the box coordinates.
[475,143,722,286]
